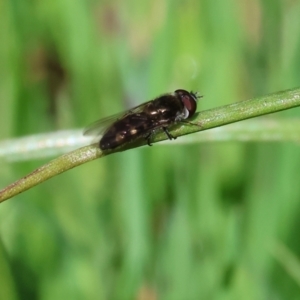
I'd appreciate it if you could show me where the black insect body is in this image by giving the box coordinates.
[84,89,201,150]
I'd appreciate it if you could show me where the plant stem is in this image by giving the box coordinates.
[1,87,300,203]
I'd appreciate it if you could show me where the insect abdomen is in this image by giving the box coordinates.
[99,113,154,150]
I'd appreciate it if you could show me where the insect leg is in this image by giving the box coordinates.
[145,127,176,146]
[145,131,154,146]
[180,120,201,127]
[163,127,176,140]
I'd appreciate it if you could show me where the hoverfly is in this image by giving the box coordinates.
[84,89,202,150]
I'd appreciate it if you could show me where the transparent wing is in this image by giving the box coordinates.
[83,100,153,137]
[83,112,123,137]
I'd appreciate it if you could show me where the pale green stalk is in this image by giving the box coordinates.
[1,87,300,203]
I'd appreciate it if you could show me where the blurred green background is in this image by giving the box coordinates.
[1,0,300,299]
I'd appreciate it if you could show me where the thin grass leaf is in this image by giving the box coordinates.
[1,87,300,202]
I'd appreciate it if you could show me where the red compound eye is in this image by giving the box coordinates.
[175,89,199,117]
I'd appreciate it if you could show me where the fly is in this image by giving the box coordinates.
[84,89,202,150]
